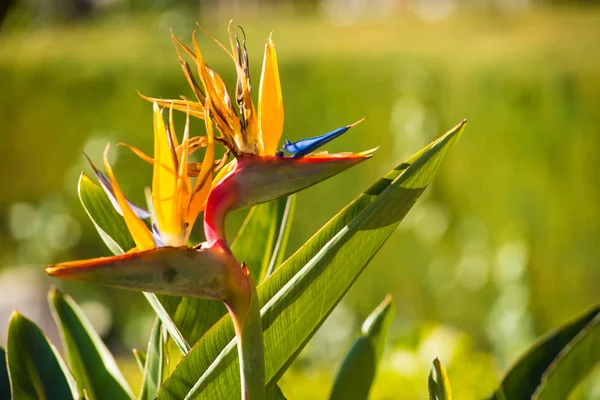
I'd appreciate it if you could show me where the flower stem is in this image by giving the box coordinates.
[225,263,265,400]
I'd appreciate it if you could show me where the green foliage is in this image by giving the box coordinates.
[491,304,600,400]
[6,312,79,400]
[78,172,135,254]
[138,318,164,400]
[132,349,146,373]
[49,289,134,400]
[534,311,600,399]
[155,121,465,399]
[429,359,452,400]
[0,347,9,400]
[329,295,395,400]
[232,195,296,283]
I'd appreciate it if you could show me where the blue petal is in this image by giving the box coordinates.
[152,223,166,247]
[84,154,151,220]
[282,117,366,158]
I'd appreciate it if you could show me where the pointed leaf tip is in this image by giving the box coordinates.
[49,289,134,399]
[330,295,395,400]
[7,310,79,400]
[429,358,452,400]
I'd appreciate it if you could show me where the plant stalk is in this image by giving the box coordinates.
[225,263,265,400]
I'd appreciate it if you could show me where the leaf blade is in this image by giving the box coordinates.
[157,120,465,399]
[138,318,164,400]
[329,295,395,400]
[49,289,134,400]
[492,303,600,399]
[428,358,452,400]
[7,311,79,400]
[0,347,10,400]
[78,172,135,254]
[533,311,600,399]
[232,195,296,283]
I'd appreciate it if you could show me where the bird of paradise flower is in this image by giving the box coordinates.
[46,24,376,400]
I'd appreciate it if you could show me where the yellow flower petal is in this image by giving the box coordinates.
[152,103,181,243]
[258,34,284,156]
[103,144,154,251]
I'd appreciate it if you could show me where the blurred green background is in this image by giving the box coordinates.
[1,0,599,398]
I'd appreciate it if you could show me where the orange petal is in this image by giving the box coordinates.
[176,109,192,240]
[103,144,154,251]
[187,98,215,225]
[138,93,205,119]
[258,34,284,156]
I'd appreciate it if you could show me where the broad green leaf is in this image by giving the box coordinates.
[49,289,134,400]
[6,311,78,400]
[0,347,10,400]
[78,172,135,254]
[491,303,600,400]
[139,318,164,400]
[133,349,146,373]
[156,120,465,399]
[232,195,296,283]
[329,295,395,400]
[78,173,191,354]
[534,311,600,399]
[428,358,452,400]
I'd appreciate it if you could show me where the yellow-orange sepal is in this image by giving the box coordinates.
[258,34,284,156]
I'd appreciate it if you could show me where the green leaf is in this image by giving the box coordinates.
[49,289,134,400]
[132,349,146,373]
[0,347,10,400]
[428,358,452,400]
[78,172,135,254]
[6,311,79,400]
[155,295,226,347]
[266,385,288,400]
[156,120,465,399]
[232,195,297,283]
[143,292,191,355]
[139,318,164,400]
[78,173,191,354]
[491,303,600,400]
[329,295,395,400]
[534,309,600,399]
